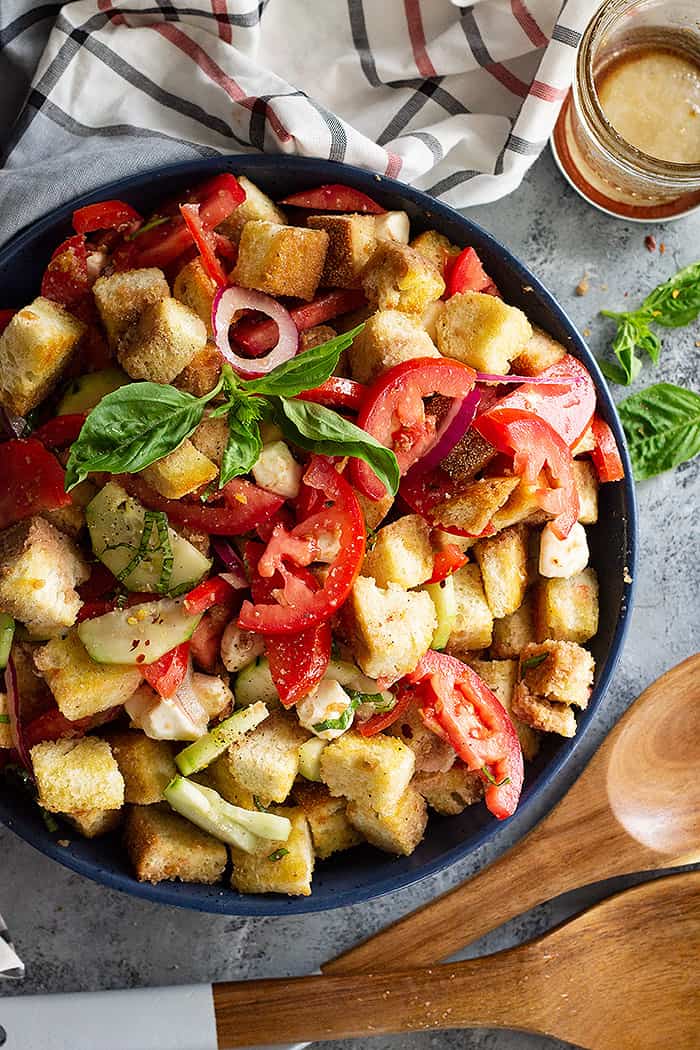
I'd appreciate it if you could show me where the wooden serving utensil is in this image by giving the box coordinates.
[213,869,700,1048]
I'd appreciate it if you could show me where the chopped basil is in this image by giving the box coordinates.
[312,702,358,734]
[268,848,290,862]
[346,688,395,713]
[0,714,10,724]
[253,796,269,812]
[481,766,511,788]
[127,214,169,240]
[520,652,549,675]
[40,808,60,834]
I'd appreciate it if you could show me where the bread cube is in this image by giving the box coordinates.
[230,806,314,896]
[117,297,207,383]
[174,342,223,397]
[43,480,97,540]
[106,730,176,805]
[414,762,484,815]
[292,781,363,859]
[446,564,493,652]
[140,439,217,499]
[436,292,531,374]
[125,804,227,884]
[432,530,477,554]
[355,491,394,533]
[469,658,540,761]
[573,459,599,524]
[93,268,169,348]
[191,415,229,467]
[387,701,456,773]
[300,324,337,351]
[217,176,287,243]
[418,299,445,342]
[440,429,496,484]
[491,593,537,659]
[490,475,548,531]
[473,525,528,620]
[320,730,415,811]
[572,426,596,456]
[431,476,520,535]
[11,640,52,722]
[362,241,445,314]
[347,786,427,856]
[346,576,436,681]
[0,692,12,749]
[31,737,125,813]
[0,298,86,416]
[232,220,328,301]
[197,753,256,810]
[519,640,594,709]
[227,710,309,804]
[536,568,599,643]
[34,630,142,721]
[348,309,439,384]
[64,807,122,839]
[172,258,216,336]
[362,514,433,589]
[410,230,460,276]
[512,685,576,737]
[306,213,377,288]
[511,325,566,376]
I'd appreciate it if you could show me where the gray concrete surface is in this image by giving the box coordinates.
[1,147,699,1050]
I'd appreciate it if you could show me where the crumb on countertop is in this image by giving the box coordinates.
[644,234,656,252]
[575,274,589,296]
[583,327,591,337]
[659,242,666,254]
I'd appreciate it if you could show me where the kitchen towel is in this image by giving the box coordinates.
[1,0,598,244]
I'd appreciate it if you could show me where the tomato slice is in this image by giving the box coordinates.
[350,358,477,501]
[358,688,412,737]
[0,439,71,530]
[487,356,596,449]
[443,247,491,298]
[190,604,232,673]
[427,543,468,584]
[72,200,142,235]
[279,183,385,214]
[0,309,16,335]
[232,289,366,356]
[399,466,497,537]
[142,642,190,698]
[123,476,284,536]
[407,650,523,819]
[590,415,624,482]
[41,234,90,307]
[180,203,227,286]
[298,377,366,413]
[183,575,237,615]
[238,456,365,635]
[474,408,579,539]
[32,414,86,450]
[23,704,122,750]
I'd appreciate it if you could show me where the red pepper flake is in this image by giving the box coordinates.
[659,242,666,254]
[644,234,656,252]
[136,654,146,664]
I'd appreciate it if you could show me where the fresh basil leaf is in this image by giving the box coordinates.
[219,398,264,487]
[242,324,365,399]
[268,848,290,862]
[346,688,395,713]
[599,314,645,385]
[64,378,223,490]
[274,397,400,496]
[618,382,700,480]
[640,260,700,328]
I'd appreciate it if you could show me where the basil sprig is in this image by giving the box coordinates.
[618,382,700,481]
[65,325,400,496]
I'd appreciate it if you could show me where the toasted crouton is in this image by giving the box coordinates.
[491,593,537,659]
[43,480,97,540]
[439,428,496,484]
[300,324,337,351]
[490,475,548,531]
[173,342,223,397]
[469,658,540,761]
[474,525,529,619]
[414,762,484,815]
[511,325,567,375]
[117,297,207,384]
[387,702,456,772]
[307,213,378,288]
[320,730,415,811]
[436,292,532,374]
[230,806,314,896]
[363,514,433,589]
[536,568,599,643]
[106,730,176,805]
[232,220,328,301]
[573,459,599,524]
[125,804,227,884]
[11,640,52,721]
[361,241,445,314]
[217,176,287,243]
[140,439,217,499]
[196,754,256,810]
[93,268,169,348]
[31,737,125,813]
[34,630,142,721]
[347,786,427,856]
[172,258,216,336]
[346,576,436,681]
[0,298,86,415]
[190,415,229,467]
[447,564,493,652]
[572,426,596,456]
[418,299,445,342]
[64,807,122,839]
[227,710,309,805]
[519,640,595,709]
[348,309,439,384]
[292,781,363,859]
[512,685,577,737]
[410,230,460,276]
[432,530,477,554]
[355,491,394,533]
[0,693,12,749]
[430,476,520,535]
[0,517,89,638]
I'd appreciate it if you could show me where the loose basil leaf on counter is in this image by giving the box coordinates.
[273,396,400,496]
[640,260,700,328]
[242,324,365,399]
[618,382,700,480]
[219,398,265,487]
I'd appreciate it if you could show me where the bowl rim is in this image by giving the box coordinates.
[0,154,638,916]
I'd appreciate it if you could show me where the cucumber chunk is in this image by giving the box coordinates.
[57,368,129,415]
[0,614,15,671]
[234,655,279,708]
[298,737,327,782]
[324,659,386,695]
[77,598,201,665]
[86,482,211,594]
[424,575,457,651]
[164,775,291,852]
[175,701,269,776]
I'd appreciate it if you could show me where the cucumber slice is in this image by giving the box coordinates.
[78,598,201,665]
[57,368,129,415]
[164,775,291,852]
[324,659,385,695]
[86,482,211,594]
[424,575,457,651]
[298,737,327,782]
[234,655,279,708]
[175,701,269,776]
[0,614,15,671]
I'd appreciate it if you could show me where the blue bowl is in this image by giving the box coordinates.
[0,156,637,915]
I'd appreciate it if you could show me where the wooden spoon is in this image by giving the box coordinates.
[323,653,700,976]
[213,869,700,1048]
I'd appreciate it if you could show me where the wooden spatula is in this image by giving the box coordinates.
[213,869,700,1048]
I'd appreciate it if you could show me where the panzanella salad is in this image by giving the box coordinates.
[0,175,623,895]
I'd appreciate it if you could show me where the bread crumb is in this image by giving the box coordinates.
[575,275,589,296]
[583,327,591,337]
[659,242,666,254]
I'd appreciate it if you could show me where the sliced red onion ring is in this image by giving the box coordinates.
[211,538,248,589]
[172,659,209,726]
[212,285,298,377]
[0,406,26,441]
[475,371,582,386]
[5,656,34,777]
[412,388,482,477]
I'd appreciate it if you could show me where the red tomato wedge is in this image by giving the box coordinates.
[238,457,365,636]
[474,408,579,539]
[231,289,366,356]
[183,575,237,615]
[358,688,413,737]
[487,355,596,449]
[123,476,284,536]
[443,247,491,298]
[350,358,477,501]
[23,704,122,750]
[427,543,468,584]
[279,183,385,214]
[180,202,227,286]
[32,414,86,450]
[72,200,142,235]
[0,439,71,530]
[190,605,232,673]
[142,642,190,698]
[590,415,624,482]
[400,466,497,537]
[40,233,90,307]
[297,377,366,413]
[407,650,524,819]
[0,309,16,334]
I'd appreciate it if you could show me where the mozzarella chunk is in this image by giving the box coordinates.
[374,211,410,243]
[125,685,207,741]
[221,623,265,673]
[252,441,302,499]
[539,521,589,579]
[296,680,355,741]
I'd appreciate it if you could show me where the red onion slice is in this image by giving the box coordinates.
[172,659,209,727]
[211,538,249,589]
[5,656,34,776]
[212,285,298,377]
[475,371,582,386]
[412,388,482,477]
